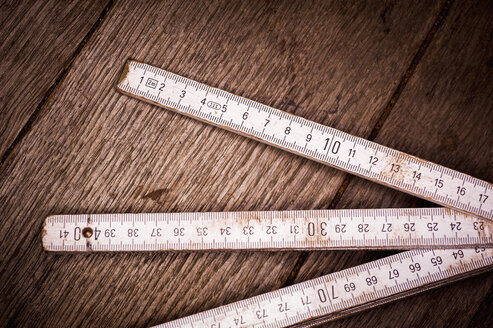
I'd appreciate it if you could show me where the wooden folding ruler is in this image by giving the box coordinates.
[43,60,493,327]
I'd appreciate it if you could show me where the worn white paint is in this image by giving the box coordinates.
[43,208,492,252]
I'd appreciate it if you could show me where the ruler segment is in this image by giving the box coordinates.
[43,208,493,252]
[154,247,493,328]
[116,60,493,221]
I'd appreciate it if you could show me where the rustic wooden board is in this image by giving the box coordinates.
[294,0,493,326]
[0,0,110,157]
[0,0,464,326]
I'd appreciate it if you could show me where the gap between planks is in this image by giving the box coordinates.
[0,0,116,170]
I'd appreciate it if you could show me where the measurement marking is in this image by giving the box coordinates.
[43,209,493,252]
[117,61,492,222]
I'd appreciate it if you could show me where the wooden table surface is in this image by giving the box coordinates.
[1,0,492,327]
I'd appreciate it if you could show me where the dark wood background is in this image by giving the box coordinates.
[1,0,492,327]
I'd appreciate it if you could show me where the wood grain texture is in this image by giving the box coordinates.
[0,0,472,327]
[294,0,493,326]
[0,0,110,157]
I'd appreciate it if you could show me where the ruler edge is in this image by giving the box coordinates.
[42,246,493,253]
[115,59,493,221]
[42,208,493,252]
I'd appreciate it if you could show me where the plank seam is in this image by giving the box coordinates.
[0,0,116,170]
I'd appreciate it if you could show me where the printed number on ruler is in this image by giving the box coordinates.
[154,248,493,328]
[43,208,493,252]
[117,60,493,221]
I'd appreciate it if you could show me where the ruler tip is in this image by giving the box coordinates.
[42,214,61,252]
[117,60,131,85]
[41,218,50,252]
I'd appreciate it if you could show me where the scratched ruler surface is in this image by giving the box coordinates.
[116,60,492,222]
[43,208,493,252]
[42,60,493,328]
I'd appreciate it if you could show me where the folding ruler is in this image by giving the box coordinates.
[43,60,493,327]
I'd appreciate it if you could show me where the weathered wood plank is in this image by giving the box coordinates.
[294,0,493,326]
[0,0,110,157]
[0,0,443,326]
